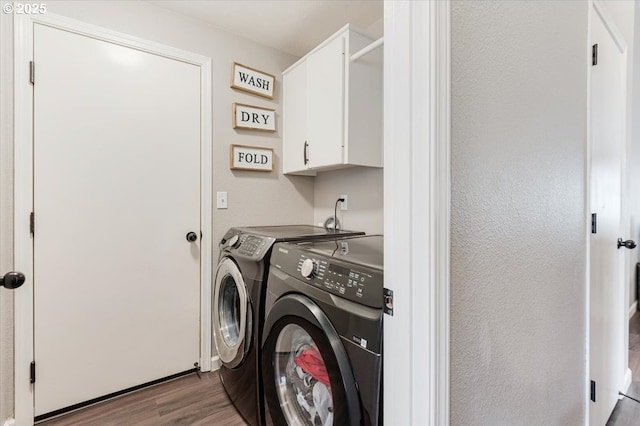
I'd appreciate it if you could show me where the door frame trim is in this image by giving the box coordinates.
[383,1,450,425]
[13,13,213,424]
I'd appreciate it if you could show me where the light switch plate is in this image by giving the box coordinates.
[217,192,228,209]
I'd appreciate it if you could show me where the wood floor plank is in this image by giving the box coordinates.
[38,310,640,426]
[36,372,247,426]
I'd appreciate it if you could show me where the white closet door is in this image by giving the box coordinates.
[589,7,627,426]
[33,23,201,416]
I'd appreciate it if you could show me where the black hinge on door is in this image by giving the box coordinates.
[383,288,394,316]
[590,380,596,402]
[592,44,598,66]
[29,61,35,85]
[30,362,36,384]
[591,213,597,234]
[30,212,35,236]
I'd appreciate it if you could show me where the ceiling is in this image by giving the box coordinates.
[147,0,384,57]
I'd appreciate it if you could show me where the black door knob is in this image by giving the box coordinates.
[0,271,25,290]
[186,232,198,242]
[617,238,637,250]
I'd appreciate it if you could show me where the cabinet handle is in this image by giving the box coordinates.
[304,141,309,165]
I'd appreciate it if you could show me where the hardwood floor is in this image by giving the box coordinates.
[34,313,640,425]
[607,311,640,425]
[37,371,247,426]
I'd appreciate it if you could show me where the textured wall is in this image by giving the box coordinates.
[450,1,588,425]
[0,1,314,420]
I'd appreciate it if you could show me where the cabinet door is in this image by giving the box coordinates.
[307,36,345,169]
[282,61,313,175]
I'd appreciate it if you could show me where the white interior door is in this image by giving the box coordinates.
[33,23,201,416]
[589,6,627,425]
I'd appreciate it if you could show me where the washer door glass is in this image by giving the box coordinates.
[213,257,249,367]
[273,324,334,426]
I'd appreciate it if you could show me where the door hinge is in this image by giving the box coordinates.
[591,213,597,234]
[30,212,35,236]
[590,380,596,402]
[383,288,394,316]
[592,44,598,66]
[29,61,35,85]
[30,361,36,384]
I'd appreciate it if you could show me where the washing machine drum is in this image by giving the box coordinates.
[262,295,362,426]
[213,257,252,368]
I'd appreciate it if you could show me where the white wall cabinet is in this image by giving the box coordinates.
[282,25,382,175]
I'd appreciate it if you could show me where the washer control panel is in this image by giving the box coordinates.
[294,254,381,308]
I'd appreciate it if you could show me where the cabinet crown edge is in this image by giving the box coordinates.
[282,23,374,75]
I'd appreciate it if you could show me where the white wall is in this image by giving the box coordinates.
[313,168,383,235]
[0,1,315,421]
[450,1,588,424]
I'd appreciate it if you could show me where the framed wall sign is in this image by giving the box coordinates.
[230,144,274,172]
[232,103,276,132]
[230,62,275,99]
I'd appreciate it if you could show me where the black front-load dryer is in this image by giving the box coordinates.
[213,225,365,426]
[262,235,384,426]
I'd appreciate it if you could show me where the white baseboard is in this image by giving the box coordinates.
[629,300,638,320]
[3,418,15,426]
[211,355,221,371]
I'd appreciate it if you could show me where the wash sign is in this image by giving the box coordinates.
[231,62,275,99]
[230,145,274,172]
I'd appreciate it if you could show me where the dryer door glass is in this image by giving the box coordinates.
[219,276,241,346]
[273,324,333,426]
[213,258,249,367]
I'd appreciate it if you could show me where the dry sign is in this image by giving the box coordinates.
[230,62,275,99]
[232,103,276,132]
[230,145,274,172]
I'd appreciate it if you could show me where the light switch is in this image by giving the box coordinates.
[217,192,228,209]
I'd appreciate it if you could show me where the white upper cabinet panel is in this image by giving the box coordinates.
[282,60,314,175]
[306,36,345,169]
[282,25,382,175]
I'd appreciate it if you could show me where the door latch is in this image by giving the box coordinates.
[0,271,25,289]
[617,238,637,250]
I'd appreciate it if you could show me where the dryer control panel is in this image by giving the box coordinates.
[220,230,275,261]
[237,235,269,257]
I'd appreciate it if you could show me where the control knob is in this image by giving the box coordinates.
[226,234,241,248]
[301,258,319,279]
